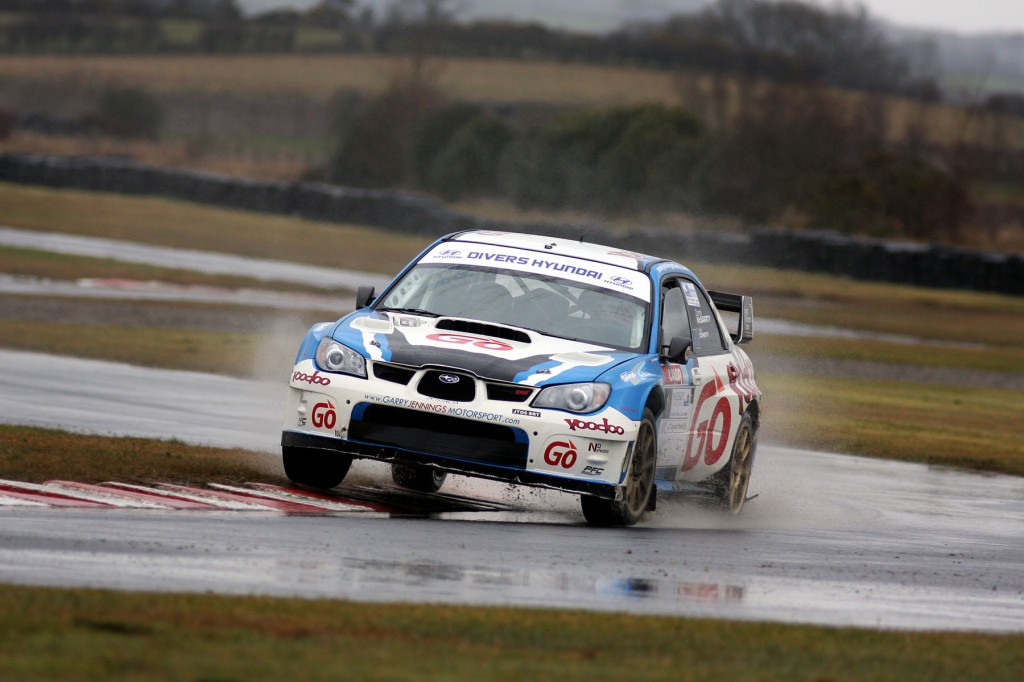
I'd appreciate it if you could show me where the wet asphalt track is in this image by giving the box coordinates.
[1,348,1022,632]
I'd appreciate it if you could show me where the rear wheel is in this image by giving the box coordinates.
[282,446,351,489]
[711,412,756,513]
[391,462,447,493]
[581,408,657,527]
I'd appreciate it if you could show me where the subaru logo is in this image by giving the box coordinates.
[439,374,460,384]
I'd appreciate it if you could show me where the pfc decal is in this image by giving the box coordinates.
[582,466,605,476]
[293,370,331,386]
[565,417,625,435]
[543,440,578,469]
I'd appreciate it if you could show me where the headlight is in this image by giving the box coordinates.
[532,383,610,413]
[315,337,366,378]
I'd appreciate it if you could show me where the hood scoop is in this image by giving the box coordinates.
[352,315,394,333]
[550,351,613,366]
[435,318,531,344]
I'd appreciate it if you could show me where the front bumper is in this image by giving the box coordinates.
[281,430,621,499]
[282,359,638,500]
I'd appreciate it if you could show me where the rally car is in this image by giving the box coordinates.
[281,230,762,526]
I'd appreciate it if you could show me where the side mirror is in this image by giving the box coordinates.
[660,330,691,362]
[355,285,375,309]
[667,335,691,363]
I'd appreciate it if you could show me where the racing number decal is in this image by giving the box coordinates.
[693,397,731,466]
[311,401,337,430]
[681,370,731,471]
[544,440,578,469]
[426,332,513,352]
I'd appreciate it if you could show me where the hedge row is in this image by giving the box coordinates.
[1,153,1020,296]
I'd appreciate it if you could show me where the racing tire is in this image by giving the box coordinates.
[580,408,657,527]
[282,446,351,489]
[710,412,756,513]
[391,462,447,493]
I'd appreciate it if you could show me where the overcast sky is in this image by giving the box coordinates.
[857,0,1024,34]
[240,1,1024,35]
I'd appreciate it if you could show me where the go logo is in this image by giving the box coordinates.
[426,332,513,352]
[682,371,733,472]
[543,440,578,469]
[311,401,337,430]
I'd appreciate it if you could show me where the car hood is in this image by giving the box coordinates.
[334,311,636,385]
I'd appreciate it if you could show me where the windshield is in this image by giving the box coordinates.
[378,263,649,351]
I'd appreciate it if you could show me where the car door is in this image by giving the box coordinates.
[657,278,737,482]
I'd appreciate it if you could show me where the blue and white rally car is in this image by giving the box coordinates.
[282,230,762,525]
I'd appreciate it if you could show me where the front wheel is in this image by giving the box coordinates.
[282,446,351,489]
[581,408,657,527]
[391,462,447,493]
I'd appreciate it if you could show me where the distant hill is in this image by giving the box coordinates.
[890,26,1024,96]
[239,0,710,31]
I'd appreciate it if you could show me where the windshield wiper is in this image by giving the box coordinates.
[377,307,441,318]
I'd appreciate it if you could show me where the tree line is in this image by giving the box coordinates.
[1,0,937,98]
[322,74,997,243]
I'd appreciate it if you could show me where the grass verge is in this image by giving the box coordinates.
[751,334,1024,375]
[694,259,1024,349]
[0,584,1021,682]
[757,373,1024,476]
[0,318,263,377]
[0,244,335,294]
[0,424,280,485]
[0,183,429,274]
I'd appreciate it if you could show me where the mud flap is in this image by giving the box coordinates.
[646,486,657,512]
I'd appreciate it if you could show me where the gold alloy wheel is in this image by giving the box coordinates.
[728,421,754,513]
[624,418,657,518]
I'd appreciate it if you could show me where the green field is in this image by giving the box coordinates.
[1,583,1021,681]
[0,424,277,485]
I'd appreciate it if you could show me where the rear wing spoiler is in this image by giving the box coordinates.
[709,291,753,344]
